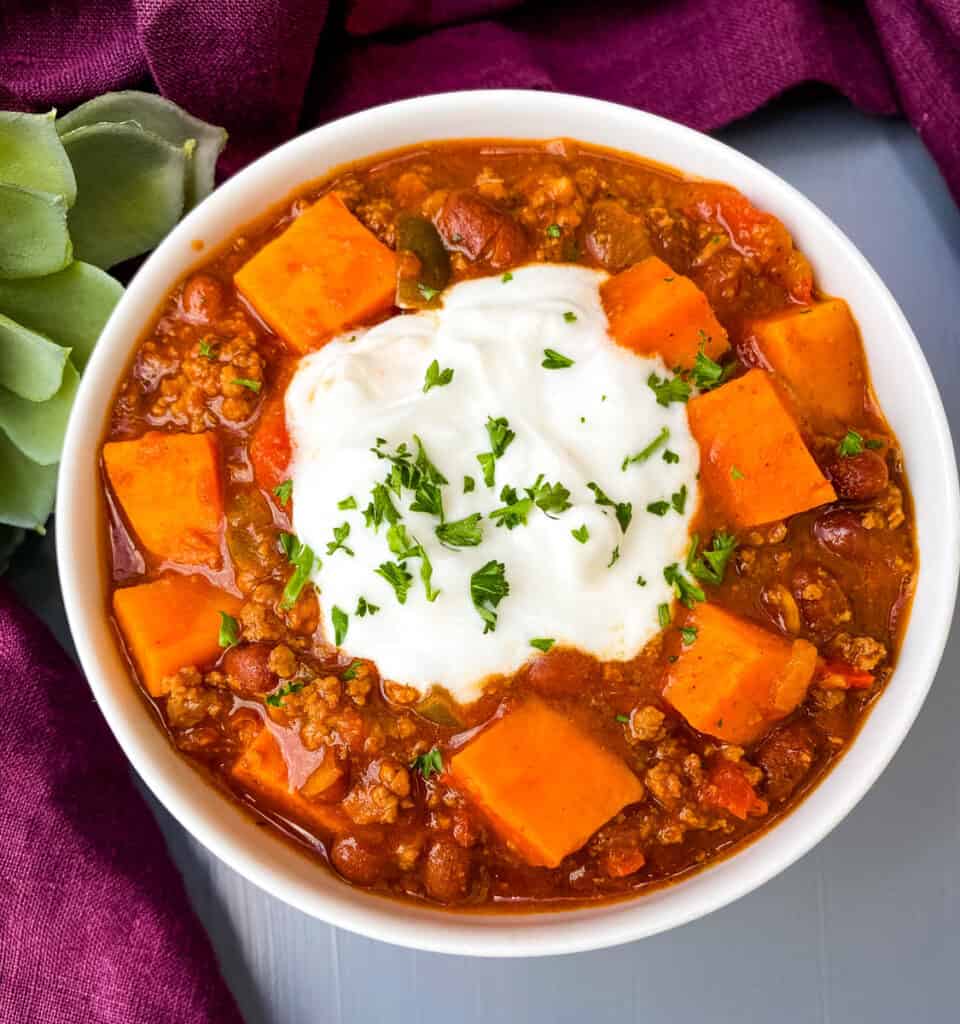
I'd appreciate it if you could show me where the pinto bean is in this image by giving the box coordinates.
[582,199,652,272]
[221,642,276,697]
[423,837,471,903]
[791,563,851,641]
[181,272,225,322]
[330,835,387,886]
[825,450,888,501]
[812,508,870,560]
[434,191,528,270]
[525,648,602,697]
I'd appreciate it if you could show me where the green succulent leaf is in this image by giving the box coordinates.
[0,261,122,370]
[61,121,187,269]
[0,110,77,205]
[0,313,69,402]
[0,430,58,530]
[0,360,79,465]
[57,91,227,209]
[0,184,72,278]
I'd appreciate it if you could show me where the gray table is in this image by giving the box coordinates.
[9,93,960,1023]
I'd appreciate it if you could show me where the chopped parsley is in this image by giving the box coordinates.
[337,495,357,510]
[486,415,515,458]
[542,348,575,369]
[679,626,698,646]
[375,560,414,604]
[218,611,239,648]
[477,451,497,488]
[489,486,534,530]
[355,596,379,617]
[647,371,691,407]
[198,338,218,359]
[423,358,454,393]
[278,533,316,609]
[607,545,620,568]
[435,513,484,548]
[265,681,304,708]
[657,603,672,628]
[587,482,632,533]
[687,531,738,586]
[646,500,670,517]
[233,377,262,393]
[470,560,509,634]
[730,464,745,480]
[636,575,647,587]
[273,479,293,506]
[563,311,577,323]
[417,282,439,302]
[463,475,476,494]
[662,449,680,464]
[530,637,556,653]
[331,606,349,646]
[411,747,443,779]
[663,562,706,608]
[387,524,440,601]
[671,485,688,514]
[363,483,400,531]
[837,429,865,457]
[690,336,732,391]
[326,521,354,557]
[526,475,572,517]
[866,438,885,450]
[546,223,561,239]
[615,713,631,723]
[623,427,670,470]
[571,524,590,544]
[342,659,364,680]
[501,271,514,283]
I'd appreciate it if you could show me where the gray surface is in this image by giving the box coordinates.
[9,93,960,1023]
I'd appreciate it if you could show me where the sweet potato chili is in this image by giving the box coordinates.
[102,140,914,907]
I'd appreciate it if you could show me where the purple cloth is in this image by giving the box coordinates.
[0,2,958,1019]
[0,586,242,1024]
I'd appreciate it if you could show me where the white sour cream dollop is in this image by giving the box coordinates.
[286,265,698,702]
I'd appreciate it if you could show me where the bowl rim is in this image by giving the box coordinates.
[56,89,959,957]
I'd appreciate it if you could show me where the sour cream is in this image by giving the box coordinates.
[286,265,698,702]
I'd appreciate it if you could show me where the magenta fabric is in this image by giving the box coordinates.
[0,585,242,1024]
[0,1,959,198]
[0,2,958,1020]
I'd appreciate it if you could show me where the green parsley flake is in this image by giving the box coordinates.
[607,545,620,568]
[542,348,575,369]
[198,338,218,359]
[865,438,885,450]
[680,626,698,646]
[526,475,572,517]
[563,311,577,323]
[233,377,262,393]
[671,485,688,514]
[435,513,483,548]
[423,358,454,393]
[686,531,738,586]
[663,562,706,608]
[623,426,670,470]
[501,271,513,283]
[411,747,443,778]
[730,465,745,480]
[658,603,672,627]
[587,482,632,532]
[489,486,534,530]
[662,449,680,464]
[470,560,509,634]
[615,713,631,723]
[477,451,497,488]
[363,483,400,531]
[342,659,364,680]
[546,223,561,239]
[273,479,293,506]
[218,611,239,648]
[355,596,379,617]
[331,606,349,646]
[279,533,316,609]
[375,560,414,604]
[486,415,515,458]
[571,524,589,544]
[636,575,647,587]
[337,495,357,510]
[326,521,354,557]
[463,475,476,494]
[265,681,304,708]
[837,429,865,457]
[530,637,556,653]
[690,336,732,391]
[647,371,691,407]
[417,282,439,302]
[646,500,670,517]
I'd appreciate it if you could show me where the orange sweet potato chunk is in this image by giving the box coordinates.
[113,574,241,697]
[601,255,729,370]
[233,727,348,835]
[748,299,872,428]
[662,603,817,745]
[234,192,396,352]
[103,430,223,567]
[687,368,836,527]
[449,698,645,868]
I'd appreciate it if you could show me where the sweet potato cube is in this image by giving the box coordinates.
[112,574,241,697]
[601,255,729,370]
[233,727,347,834]
[687,368,836,527]
[663,603,817,745]
[103,431,223,567]
[749,299,871,427]
[234,193,396,352]
[449,698,645,868]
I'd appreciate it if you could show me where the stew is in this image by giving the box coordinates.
[102,139,915,908]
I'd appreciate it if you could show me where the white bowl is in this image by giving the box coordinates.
[57,90,959,957]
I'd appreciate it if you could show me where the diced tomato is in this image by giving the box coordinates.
[700,760,768,820]
[600,845,647,879]
[816,659,875,690]
[250,397,292,510]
